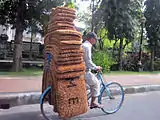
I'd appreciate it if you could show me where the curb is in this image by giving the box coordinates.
[0,92,41,109]
[0,84,160,109]
[124,84,160,94]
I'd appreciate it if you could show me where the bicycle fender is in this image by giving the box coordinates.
[40,86,52,104]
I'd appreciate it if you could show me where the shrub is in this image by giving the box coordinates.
[154,60,160,71]
[122,52,152,71]
[92,50,115,72]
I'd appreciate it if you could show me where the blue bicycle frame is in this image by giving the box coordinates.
[96,72,113,103]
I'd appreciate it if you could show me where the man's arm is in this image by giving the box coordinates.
[84,46,97,70]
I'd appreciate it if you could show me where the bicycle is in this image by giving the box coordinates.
[40,70,124,120]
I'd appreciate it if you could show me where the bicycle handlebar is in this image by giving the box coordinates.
[90,69,102,74]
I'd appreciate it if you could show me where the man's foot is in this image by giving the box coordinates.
[90,103,103,109]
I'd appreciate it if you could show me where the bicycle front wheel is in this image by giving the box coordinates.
[99,82,124,114]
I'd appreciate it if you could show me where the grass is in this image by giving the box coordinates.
[0,68,43,76]
[105,71,160,75]
[0,68,159,76]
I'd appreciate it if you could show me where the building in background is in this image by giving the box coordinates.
[0,25,43,44]
[0,25,43,60]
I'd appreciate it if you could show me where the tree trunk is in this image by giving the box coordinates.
[12,26,23,72]
[99,39,104,50]
[150,46,154,71]
[112,40,117,57]
[138,22,144,62]
[118,39,123,70]
[29,30,33,60]
[12,1,25,72]
[154,39,158,59]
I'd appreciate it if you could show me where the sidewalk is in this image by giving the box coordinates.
[0,76,42,93]
[0,74,160,108]
[0,74,160,93]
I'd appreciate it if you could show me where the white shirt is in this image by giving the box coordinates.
[82,41,97,70]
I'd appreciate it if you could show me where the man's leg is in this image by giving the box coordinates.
[90,84,103,108]
[85,72,103,108]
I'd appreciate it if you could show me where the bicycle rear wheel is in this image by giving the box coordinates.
[40,86,54,120]
[99,82,124,114]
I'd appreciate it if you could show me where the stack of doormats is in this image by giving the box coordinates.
[42,6,88,118]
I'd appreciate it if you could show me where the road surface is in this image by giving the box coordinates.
[0,91,160,120]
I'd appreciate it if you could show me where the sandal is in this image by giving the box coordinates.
[90,104,103,109]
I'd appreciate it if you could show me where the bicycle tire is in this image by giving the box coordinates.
[40,86,52,120]
[99,82,124,114]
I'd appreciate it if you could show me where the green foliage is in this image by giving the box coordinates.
[100,0,140,41]
[110,50,152,72]
[144,0,160,70]
[98,0,142,70]
[141,59,160,71]
[92,50,115,72]
[97,28,133,55]
[121,52,160,71]
[76,0,103,31]
[0,0,64,71]
[103,39,115,48]
[124,42,132,51]
[65,0,76,9]
[144,0,160,51]
[0,0,64,31]
[144,0,160,43]
[97,28,113,49]
[0,68,43,76]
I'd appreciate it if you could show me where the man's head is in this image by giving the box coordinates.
[85,32,99,45]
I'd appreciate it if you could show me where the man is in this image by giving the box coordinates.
[82,32,103,109]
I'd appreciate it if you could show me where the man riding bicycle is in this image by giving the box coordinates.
[82,32,103,109]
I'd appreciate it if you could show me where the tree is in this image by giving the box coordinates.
[100,0,141,70]
[64,0,76,8]
[144,0,160,71]
[0,0,63,71]
[76,0,103,32]
[27,19,41,60]
[90,0,103,32]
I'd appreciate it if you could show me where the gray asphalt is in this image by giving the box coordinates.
[0,91,160,120]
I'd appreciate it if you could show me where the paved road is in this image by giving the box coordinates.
[0,91,160,120]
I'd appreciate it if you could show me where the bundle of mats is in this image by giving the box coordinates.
[42,6,88,118]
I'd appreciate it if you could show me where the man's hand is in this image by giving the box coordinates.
[96,66,102,71]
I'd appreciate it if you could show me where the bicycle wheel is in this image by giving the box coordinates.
[40,86,54,120]
[99,82,124,114]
